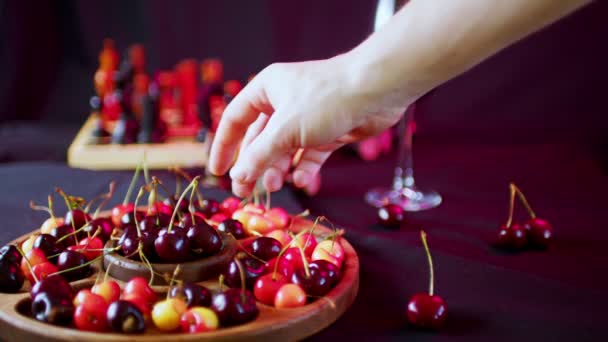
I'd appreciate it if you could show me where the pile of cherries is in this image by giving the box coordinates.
[496,183,553,250]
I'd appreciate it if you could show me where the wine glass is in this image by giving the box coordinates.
[364,0,442,211]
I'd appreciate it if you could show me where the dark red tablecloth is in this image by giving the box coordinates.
[1,140,607,341]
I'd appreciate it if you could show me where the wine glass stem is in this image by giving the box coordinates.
[393,103,416,192]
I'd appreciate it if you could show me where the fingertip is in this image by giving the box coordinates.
[231,180,254,198]
[293,170,312,188]
[263,168,284,192]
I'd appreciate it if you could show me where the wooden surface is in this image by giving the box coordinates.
[0,216,359,342]
[67,116,210,170]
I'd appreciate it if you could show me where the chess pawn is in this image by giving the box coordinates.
[94,39,119,97]
[111,91,139,144]
[131,73,150,119]
[114,54,135,91]
[137,94,165,144]
[89,96,110,144]
[129,44,146,74]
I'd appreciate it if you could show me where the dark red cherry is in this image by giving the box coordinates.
[120,210,146,229]
[65,209,91,229]
[217,219,247,239]
[117,225,138,247]
[169,282,212,308]
[378,204,405,228]
[83,217,115,242]
[181,213,207,228]
[154,228,191,263]
[211,288,259,326]
[163,196,190,213]
[0,245,23,264]
[309,259,341,286]
[291,266,333,297]
[250,237,281,261]
[186,223,222,256]
[50,225,77,248]
[407,293,447,330]
[199,199,220,218]
[120,235,140,259]
[523,218,552,248]
[496,223,527,250]
[31,274,74,300]
[31,291,74,326]
[224,255,265,289]
[106,300,145,334]
[0,259,24,293]
[33,234,63,263]
[140,230,159,261]
[56,250,90,281]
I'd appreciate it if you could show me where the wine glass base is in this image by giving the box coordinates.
[365,187,442,211]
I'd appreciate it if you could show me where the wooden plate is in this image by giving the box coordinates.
[0,216,359,341]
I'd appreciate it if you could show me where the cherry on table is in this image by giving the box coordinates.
[523,217,553,248]
[0,259,24,293]
[378,203,405,228]
[496,223,527,250]
[169,282,212,308]
[211,288,259,326]
[217,219,247,239]
[107,300,146,334]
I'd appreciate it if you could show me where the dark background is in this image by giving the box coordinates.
[0,0,607,164]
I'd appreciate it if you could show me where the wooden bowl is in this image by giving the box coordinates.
[0,216,359,341]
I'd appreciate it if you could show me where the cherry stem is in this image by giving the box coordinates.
[188,180,197,226]
[50,253,103,278]
[296,238,311,278]
[123,162,142,206]
[29,201,52,217]
[55,187,82,243]
[16,245,38,283]
[147,179,158,216]
[93,181,116,219]
[420,231,435,296]
[233,257,247,303]
[506,184,516,228]
[511,183,537,219]
[48,195,56,220]
[218,274,224,292]
[153,176,174,204]
[133,187,145,238]
[253,189,260,206]
[166,265,181,299]
[171,167,204,206]
[104,261,114,282]
[168,176,200,233]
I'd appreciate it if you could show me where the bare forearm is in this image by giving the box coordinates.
[348,0,589,101]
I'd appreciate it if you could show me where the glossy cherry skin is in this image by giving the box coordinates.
[281,248,307,271]
[73,291,109,332]
[120,210,146,229]
[0,259,24,293]
[83,217,114,243]
[407,293,448,330]
[180,213,207,228]
[20,248,48,282]
[31,291,74,326]
[50,225,77,248]
[199,199,220,218]
[56,250,90,281]
[274,283,307,309]
[378,204,405,228]
[163,196,190,213]
[254,273,288,306]
[217,219,247,239]
[31,274,74,300]
[0,245,22,264]
[250,237,282,261]
[211,288,259,326]
[31,262,59,283]
[169,282,212,308]
[497,223,527,250]
[224,255,266,289]
[265,257,296,279]
[123,276,157,305]
[220,197,241,216]
[111,203,134,227]
[154,228,191,262]
[180,307,219,333]
[33,234,63,263]
[106,300,146,334]
[64,209,91,230]
[309,260,341,286]
[187,223,222,257]
[92,280,121,304]
[291,261,337,297]
[76,236,104,261]
[523,218,553,248]
[138,215,162,233]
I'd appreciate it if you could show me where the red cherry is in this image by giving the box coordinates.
[21,248,48,283]
[265,257,295,278]
[407,293,447,329]
[274,283,306,309]
[254,273,288,306]
[281,248,307,271]
[111,203,134,227]
[523,218,552,248]
[77,237,104,261]
[180,307,219,333]
[496,223,527,250]
[220,197,241,216]
[264,207,290,229]
[290,233,317,257]
[378,204,405,228]
[92,280,121,304]
[31,262,59,283]
[74,293,109,332]
[123,293,152,319]
[123,276,157,305]
[209,212,229,225]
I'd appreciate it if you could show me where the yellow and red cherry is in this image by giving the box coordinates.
[180,307,219,333]
[211,288,259,326]
[169,282,212,308]
[40,217,64,235]
[243,203,265,215]
[232,209,252,229]
[220,197,241,216]
[73,291,109,332]
[247,213,276,235]
[111,203,134,227]
[21,248,48,282]
[0,259,24,293]
[254,273,287,306]
[265,229,292,247]
[217,219,248,239]
[407,231,447,330]
[378,204,405,228]
[21,235,37,254]
[106,300,146,334]
[523,218,552,249]
[290,233,317,257]
[123,276,157,305]
[274,284,306,309]
[152,298,188,332]
[31,262,59,283]
[250,237,282,261]
[92,280,121,304]
[264,207,290,229]
[312,240,344,268]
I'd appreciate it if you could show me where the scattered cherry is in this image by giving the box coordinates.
[496,223,527,250]
[378,203,405,228]
[523,217,553,249]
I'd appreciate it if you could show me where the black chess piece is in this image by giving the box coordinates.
[137,94,164,143]
[196,82,223,142]
[89,96,110,143]
[111,91,139,144]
